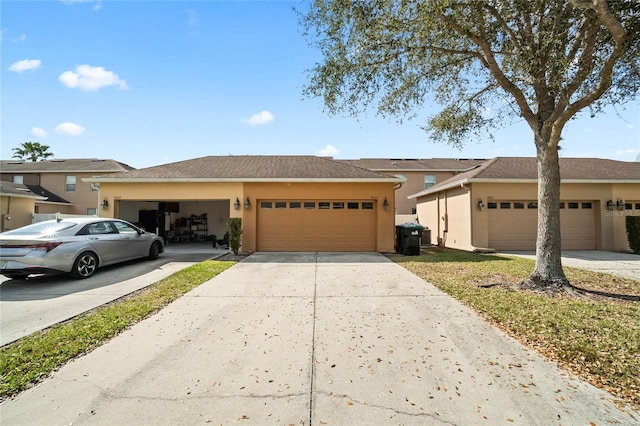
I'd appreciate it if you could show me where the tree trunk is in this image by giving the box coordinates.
[523,146,569,291]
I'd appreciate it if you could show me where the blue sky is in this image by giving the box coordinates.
[2,1,639,169]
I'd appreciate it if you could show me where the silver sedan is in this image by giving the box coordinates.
[0,218,164,279]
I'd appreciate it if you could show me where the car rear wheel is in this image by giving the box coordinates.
[148,241,161,260]
[71,252,98,279]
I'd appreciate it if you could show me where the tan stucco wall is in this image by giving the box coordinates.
[0,196,35,231]
[99,181,243,217]
[415,194,439,245]
[41,173,101,214]
[418,181,640,252]
[384,171,459,215]
[98,181,396,253]
[415,185,473,249]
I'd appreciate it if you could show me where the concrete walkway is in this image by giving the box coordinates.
[501,250,640,281]
[1,252,637,425]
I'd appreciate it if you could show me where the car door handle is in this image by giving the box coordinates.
[88,237,99,240]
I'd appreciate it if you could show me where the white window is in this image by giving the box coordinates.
[12,175,24,184]
[424,175,436,189]
[86,208,98,216]
[65,175,76,192]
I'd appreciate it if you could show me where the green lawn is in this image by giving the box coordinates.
[391,250,640,408]
[0,259,235,400]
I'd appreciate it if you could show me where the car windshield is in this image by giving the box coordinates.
[1,221,77,236]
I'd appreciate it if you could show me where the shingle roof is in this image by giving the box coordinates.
[0,158,134,173]
[0,181,46,200]
[88,156,402,182]
[339,158,487,171]
[25,185,72,204]
[409,157,640,198]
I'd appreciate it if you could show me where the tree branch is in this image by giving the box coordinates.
[441,12,537,129]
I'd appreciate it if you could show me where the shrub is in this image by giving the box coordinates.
[227,218,242,255]
[626,216,640,254]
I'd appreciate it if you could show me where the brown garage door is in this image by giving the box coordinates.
[257,200,377,252]
[488,201,595,250]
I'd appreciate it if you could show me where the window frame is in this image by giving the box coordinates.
[65,175,76,192]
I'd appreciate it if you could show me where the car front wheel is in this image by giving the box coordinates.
[148,241,161,260]
[71,252,98,279]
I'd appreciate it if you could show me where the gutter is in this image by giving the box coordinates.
[409,177,640,199]
[83,177,405,184]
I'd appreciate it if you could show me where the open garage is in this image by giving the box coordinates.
[87,156,402,254]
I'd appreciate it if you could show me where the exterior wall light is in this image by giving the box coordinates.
[477,199,485,211]
[233,197,241,211]
[244,197,251,210]
[616,199,625,210]
[606,200,615,210]
[101,199,109,210]
[382,197,390,211]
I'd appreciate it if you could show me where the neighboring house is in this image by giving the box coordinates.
[410,157,640,253]
[0,182,47,231]
[86,156,402,253]
[339,158,486,221]
[0,159,134,218]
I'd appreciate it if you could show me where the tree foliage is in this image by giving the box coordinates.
[300,0,640,289]
[301,0,639,150]
[12,142,54,162]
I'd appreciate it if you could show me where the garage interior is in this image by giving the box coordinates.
[118,200,230,244]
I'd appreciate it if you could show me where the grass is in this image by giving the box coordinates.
[391,249,640,408]
[0,259,235,400]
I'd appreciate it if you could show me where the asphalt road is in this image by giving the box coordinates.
[0,243,224,347]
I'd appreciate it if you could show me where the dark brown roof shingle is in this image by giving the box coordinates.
[90,156,400,181]
[339,158,487,171]
[0,181,45,199]
[410,157,640,198]
[0,158,134,173]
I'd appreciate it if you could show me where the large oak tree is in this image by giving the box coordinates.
[300,0,640,290]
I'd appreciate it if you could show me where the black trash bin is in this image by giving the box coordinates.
[395,223,425,255]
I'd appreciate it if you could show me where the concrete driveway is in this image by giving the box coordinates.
[0,243,225,346]
[1,252,637,425]
[500,250,640,281]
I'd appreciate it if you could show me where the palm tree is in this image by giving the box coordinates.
[12,142,54,162]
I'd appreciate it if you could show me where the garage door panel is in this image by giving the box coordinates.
[488,201,595,250]
[257,200,376,252]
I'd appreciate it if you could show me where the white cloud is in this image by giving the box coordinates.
[8,59,42,73]
[316,144,339,157]
[55,122,86,136]
[59,65,128,91]
[242,110,275,126]
[61,0,102,10]
[31,127,47,138]
[12,34,26,43]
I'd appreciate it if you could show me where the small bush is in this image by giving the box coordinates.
[228,217,242,255]
[626,216,640,254]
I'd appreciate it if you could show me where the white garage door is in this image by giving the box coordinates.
[257,200,377,252]
[488,201,595,250]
